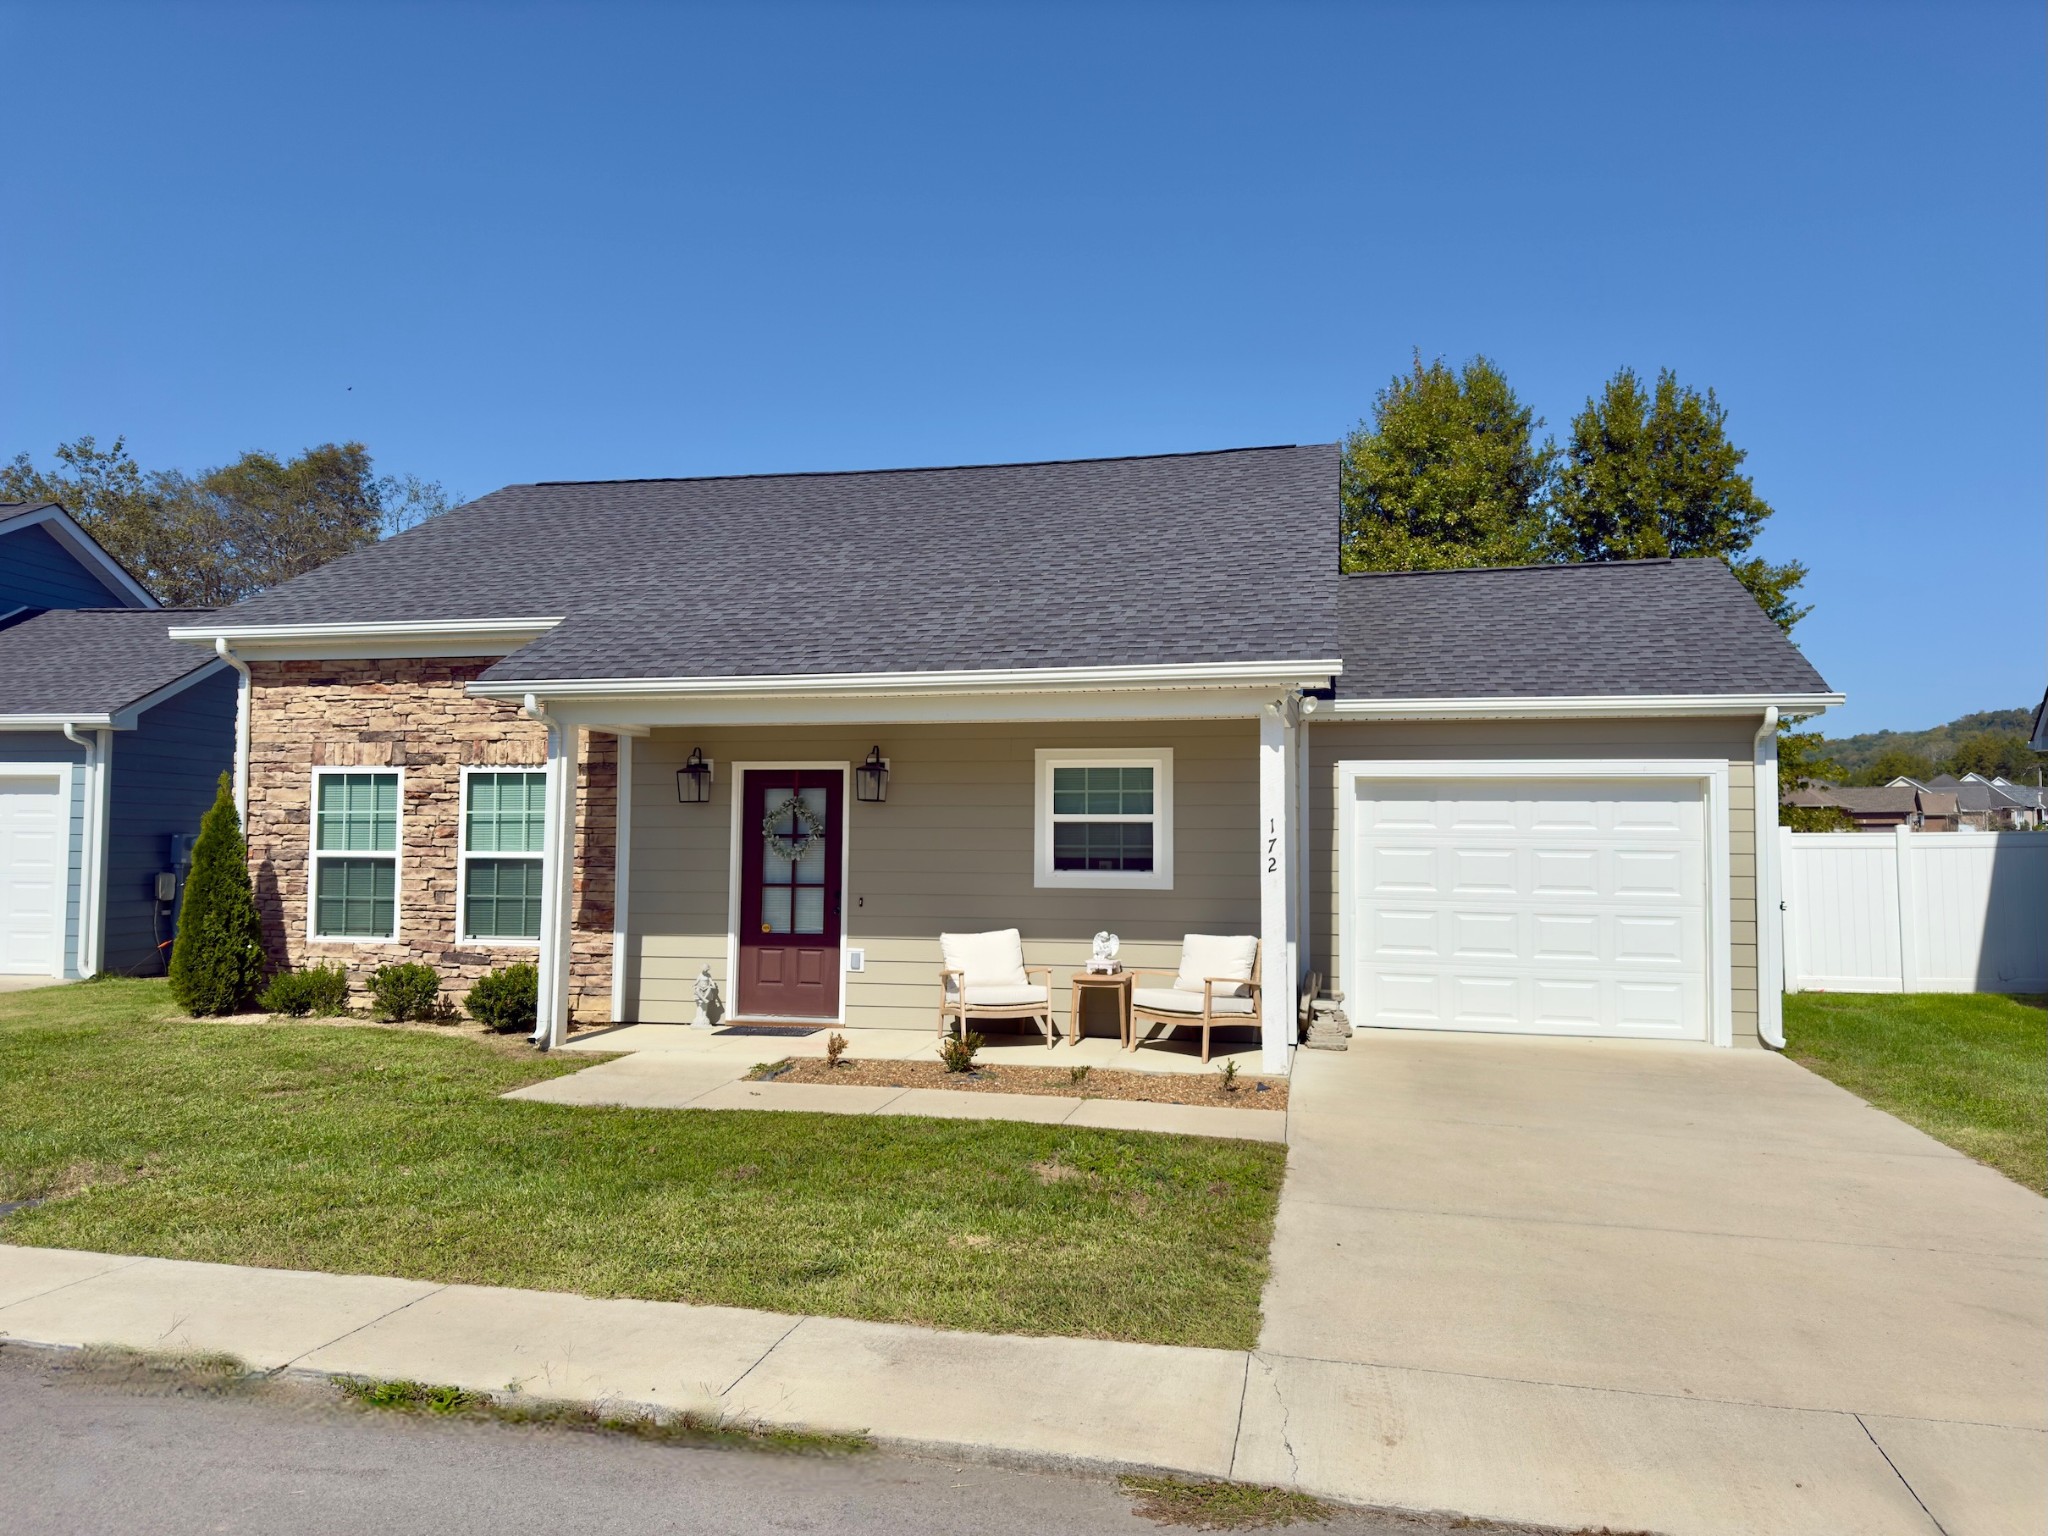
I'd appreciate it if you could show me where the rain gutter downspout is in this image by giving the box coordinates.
[1753,706,1784,1048]
[214,638,252,820]
[61,722,108,977]
[523,692,572,1050]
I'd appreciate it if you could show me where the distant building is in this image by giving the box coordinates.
[1786,783,1961,832]
[1885,774,2042,831]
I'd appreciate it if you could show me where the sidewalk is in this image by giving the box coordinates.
[3,1240,2032,1535]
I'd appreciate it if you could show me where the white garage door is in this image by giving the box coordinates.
[0,775,66,976]
[1350,778,1709,1040]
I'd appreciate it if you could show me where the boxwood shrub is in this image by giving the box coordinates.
[370,962,446,1023]
[259,964,351,1017]
[466,963,538,1035]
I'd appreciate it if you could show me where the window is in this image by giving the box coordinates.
[311,771,399,939]
[461,770,547,942]
[1034,749,1173,889]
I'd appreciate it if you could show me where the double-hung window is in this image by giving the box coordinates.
[1034,749,1173,889]
[461,769,547,942]
[311,771,400,939]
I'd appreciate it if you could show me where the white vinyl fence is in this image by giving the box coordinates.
[1781,827,2048,994]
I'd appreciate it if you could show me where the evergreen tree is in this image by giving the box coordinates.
[1547,368,1809,631]
[168,774,266,1015]
[1341,353,1552,573]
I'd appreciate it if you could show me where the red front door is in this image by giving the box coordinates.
[737,770,844,1019]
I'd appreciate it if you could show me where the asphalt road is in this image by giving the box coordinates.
[1,1343,1544,1535]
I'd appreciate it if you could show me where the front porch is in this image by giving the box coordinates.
[518,695,1319,1073]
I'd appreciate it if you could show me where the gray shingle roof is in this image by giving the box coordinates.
[194,446,1342,681]
[0,609,217,716]
[1334,558,1831,700]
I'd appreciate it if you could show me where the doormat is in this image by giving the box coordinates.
[714,1024,825,1038]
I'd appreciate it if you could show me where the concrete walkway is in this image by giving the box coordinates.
[1256,1032,2048,1536]
[516,1024,1287,1142]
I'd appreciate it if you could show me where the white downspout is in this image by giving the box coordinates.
[61,723,108,977]
[523,692,575,1051]
[214,638,252,819]
[1753,706,1784,1049]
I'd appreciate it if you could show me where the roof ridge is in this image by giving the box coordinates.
[527,442,1316,489]
[1341,557,1682,580]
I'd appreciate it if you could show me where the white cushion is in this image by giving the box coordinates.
[1174,934,1257,997]
[1133,986,1256,1017]
[940,929,1028,988]
[959,983,1050,1010]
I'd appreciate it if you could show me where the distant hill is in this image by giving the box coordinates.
[1822,708,2034,776]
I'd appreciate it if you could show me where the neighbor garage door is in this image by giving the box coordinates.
[0,774,65,976]
[1349,778,1709,1040]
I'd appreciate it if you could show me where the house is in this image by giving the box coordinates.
[1787,782,1961,832]
[164,446,1840,1068]
[1888,773,2041,830]
[1,502,237,979]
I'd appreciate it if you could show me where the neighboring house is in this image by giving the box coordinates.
[0,502,236,980]
[1890,773,2042,830]
[166,446,1840,1067]
[1789,783,1960,832]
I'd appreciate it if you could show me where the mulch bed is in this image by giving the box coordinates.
[755,1056,1288,1111]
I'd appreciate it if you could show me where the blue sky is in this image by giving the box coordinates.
[3,1,2040,736]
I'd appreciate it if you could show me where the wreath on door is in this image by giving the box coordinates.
[761,794,826,863]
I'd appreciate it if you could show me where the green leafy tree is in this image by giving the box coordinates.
[1852,746,1937,787]
[1547,368,1808,631]
[1341,353,1552,572]
[168,774,266,1015]
[1940,730,2041,780]
[1776,718,1855,829]
[2,436,453,605]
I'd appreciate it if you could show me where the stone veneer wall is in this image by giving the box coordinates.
[244,657,615,1022]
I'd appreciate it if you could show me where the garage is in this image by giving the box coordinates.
[1341,768,1725,1042]
[0,773,66,977]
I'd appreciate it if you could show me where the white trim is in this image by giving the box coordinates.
[1753,708,1785,1048]
[1258,707,1294,1073]
[1334,758,1735,1050]
[215,641,251,818]
[0,715,116,731]
[1322,692,1844,720]
[472,658,1345,702]
[0,761,72,978]
[305,766,406,944]
[0,661,233,736]
[723,761,852,1027]
[611,734,633,1023]
[454,764,548,947]
[0,502,160,609]
[1032,748,1175,891]
[169,617,563,662]
[534,713,578,1048]
[539,686,1312,730]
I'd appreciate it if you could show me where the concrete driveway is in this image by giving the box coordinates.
[1250,1030,2047,1536]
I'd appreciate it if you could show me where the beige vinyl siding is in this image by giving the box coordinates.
[1307,715,1766,1046]
[623,721,1261,1029]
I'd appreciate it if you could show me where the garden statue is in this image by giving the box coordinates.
[1089,931,1121,973]
[693,966,723,1029]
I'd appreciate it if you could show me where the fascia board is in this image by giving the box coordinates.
[470,658,1346,702]
[0,714,117,731]
[1319,692,1845,720]
[168,617,565,661]
[1,505,160,609]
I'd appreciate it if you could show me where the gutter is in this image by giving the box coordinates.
[1753,706,1785,1049]
[522,692,574,1052]
[215,639,252,820]
[59,723,110,977]
[1322,692,1844,721]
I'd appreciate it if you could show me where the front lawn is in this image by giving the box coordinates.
[0,980,1283,1348]
[1784,991,2046,1194]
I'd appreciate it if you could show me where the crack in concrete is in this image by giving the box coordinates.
[279,1284,450,1372]
[1855,1413,1951,1536]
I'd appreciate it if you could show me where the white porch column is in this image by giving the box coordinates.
[534,713,577,1050]
[1258,700,1296,1073]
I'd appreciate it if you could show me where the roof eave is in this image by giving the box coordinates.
[1320,691,1845,721]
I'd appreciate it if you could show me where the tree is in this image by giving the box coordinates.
[1777,720,1855,829]
[167,774,267,1015]
[1852,746,1937,787]
[1,436,454,605]
[1940,730,2040,780]
[1341,353,1552,573]
[1547,368,1809,631]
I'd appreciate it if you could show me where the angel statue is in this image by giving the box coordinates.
[693,966,724,1029]
[1089,931,1121,973]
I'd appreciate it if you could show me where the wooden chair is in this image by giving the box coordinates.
[1127,935,1260,1064]
[937,928,1056,1049]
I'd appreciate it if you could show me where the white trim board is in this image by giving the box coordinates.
[305,765,407,946]
[1321,693,1842,720]
[0,503,160,609]
[0,762,74,979]
[1033,747,1175,891]
[1334,758,1735,1050]
[474,658,1344,702]
[167,617,563,661]
[453,763,548,948]
[722,761,853,1028]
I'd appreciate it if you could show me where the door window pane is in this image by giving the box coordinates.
[792,886,825,934]
[761,887,792,933]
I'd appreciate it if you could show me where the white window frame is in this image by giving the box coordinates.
[1033,747,1175,891]
[307,766,405,944]
[455,764,547,947]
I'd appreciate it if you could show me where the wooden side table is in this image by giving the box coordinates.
[1068,970,1134,1049]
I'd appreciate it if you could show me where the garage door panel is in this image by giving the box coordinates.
[1,775,65,976]
[1352,777,1709,1041]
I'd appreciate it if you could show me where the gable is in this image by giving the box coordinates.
[0,523,133,612]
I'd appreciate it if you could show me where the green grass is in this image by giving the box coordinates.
[1784,992,2047,1193]
[0,979,1282,1348]
[1117,1475,1333,1529]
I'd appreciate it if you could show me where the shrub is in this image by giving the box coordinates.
[370,963,445,1023]
[168,773,266,1016]
[259,965,350,1017]
[465,963,538,1035]
[938,1030,983,1073]
[824,1031,849,1068]
[1216,1059,1241,1092]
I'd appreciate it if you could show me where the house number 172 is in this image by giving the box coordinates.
[1267,817,1278,873]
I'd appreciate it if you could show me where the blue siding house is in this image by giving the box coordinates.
[0,502,236,979]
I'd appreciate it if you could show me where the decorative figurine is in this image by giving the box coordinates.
[692,966,723,1029]
[1088,931,1122,974]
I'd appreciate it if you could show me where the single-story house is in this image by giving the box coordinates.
[165,446,1840,1069]
[1787,782,1961,832]
[1,501,237,979]
[1886,774,2041,831]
